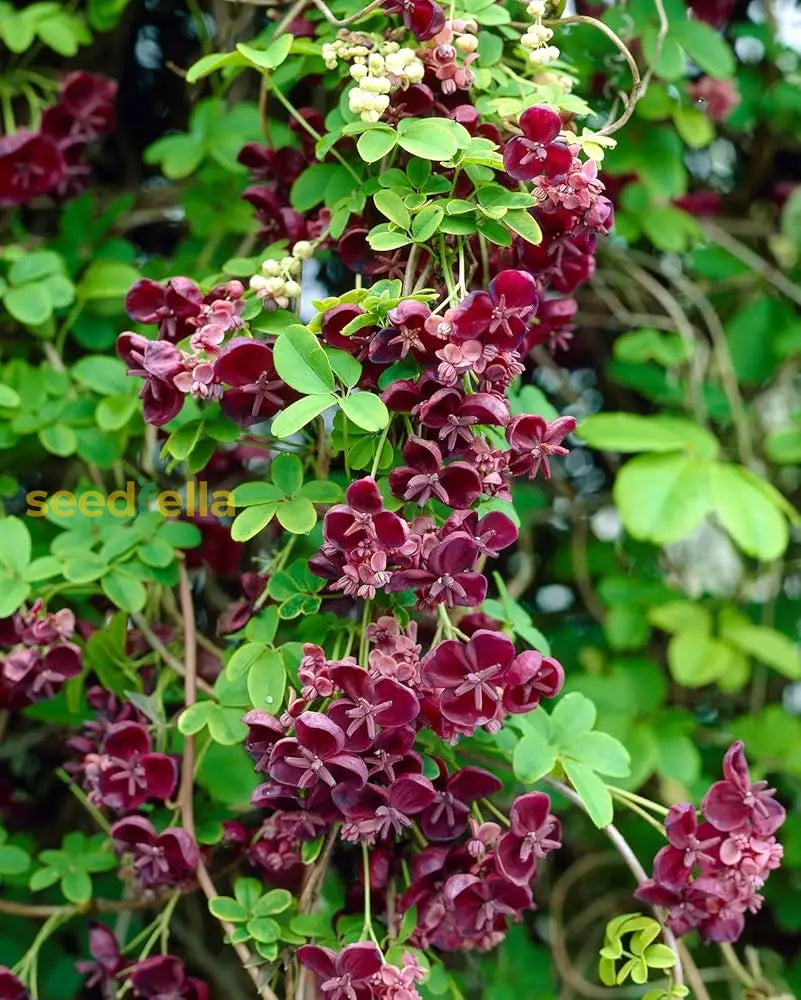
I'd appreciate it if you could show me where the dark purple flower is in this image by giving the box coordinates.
[420,765,502,841]
[0,968,27,1000]
[125,278,203,343]
[651,804,720,888]
[450,271,539,351]
[506,414,576,479]
[298,944,383,1000]
[327,664,419,747]
[130,956,208,1000]
[323,477,409,554]
[503,106,572,182]
[369,301,438,364]
[502,650,564,714]
[117,333,185,426]
[44,72,117,145]
[442,509,518,557]
[76,923,124,997]
[0,130,65,207]
[243,709,286,771]
[213,338,297,427]
[389,438,482,509]
[702,741,786,836]
[387,532,487,610]
[364,726,422,783]
[268,712,368,790]
[0,642,82,711]
[496,792,561,884]
[333,773,437,841]
[418,389,510,454]
[383,0,446,40]
[446,872,532,939]
[91,722,178,812]
[111,815,198,889]
[421,630,515,727]
[242,185,308,245]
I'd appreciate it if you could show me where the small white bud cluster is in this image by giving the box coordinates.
[321,38,370,70]
[250,253,304,309]
[348,45,425,123]
[521,0,559,66]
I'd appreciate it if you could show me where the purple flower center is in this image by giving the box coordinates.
[107,753,148,797]
[454,663,502,709]
[344,696,393,739]
[241,370,288,417]
[285,746,336,788]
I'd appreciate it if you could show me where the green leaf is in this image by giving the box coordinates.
[671,18,735,78]
[38,424,77,456]
[272,393,336,438]
[230,503,278,542]
[411,204,444,242]
[357,127,397,163]
[0,516,31,575]
[277,496,317,534]
[178,701,216,735]
[367,228,411,252]
[340,393,390,432]
[374,190,411,230]
[236,35,293,71]
[269,453,303,496]
[292,164,338,212]
[186,50,246,83]
[561,731,631,778]
[644,944,678,969]
[209,896,249,922]
[0,844,30,875]
[325,348,362,389]
[247,649,286,711]
[613,454,712,545]
[504,209,543,245]
[719,610,800,679]
[72,356,132,395]
[667,630,744,688]
[231,482,284,507]
[207,706,248,745]
[144,133,206,180]
[101,570,147,612]
[247,916,281,943]
[513,730,557,784]
[227,643,275,681]
[549,692,596,745]
[8,251,62,284]
[96,394,138,431]
[397,119,459,161]
[709,463,789,560]
[273,326,335,395]
[253,888,293,916]
[29,867,61,892]
[648,601,711,635]
[4,284,52,325]
[672,106,715,148]
[562,760,614,828]
[299,480,342,503]
[78,260,140,300]
[61,869,92,904]
[578,413,718,458]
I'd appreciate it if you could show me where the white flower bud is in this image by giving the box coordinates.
[528,45,559,64]
[368,52,385,73]
[292,241,314,261]
[274,296,290,309]
[455,33,478,54]
[284,280,302,299]
[264,276,286,295]
[249,274,270,291]
[361,74,391,94]
[350,62,368,80]
[527,0,546,15]
[261,259,282,276]
[404,60,425,83]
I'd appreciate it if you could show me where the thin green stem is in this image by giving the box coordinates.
[56,769,111,833]
[609,789,666,836]
[268,81,362,183]
[481,798,511,827]
[342,418,352,481]
[361,843,382,948]
[607,785,669,816]
[370,421,392,478]
[719,942,757,989]
[359,599,373,667]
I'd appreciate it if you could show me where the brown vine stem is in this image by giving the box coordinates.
[0,893,176,919]
[309,0,385,27]
[700,220,801,308]
[177,563,279,1000]
[545,779,685,989]
[402,244,421,297]
[131,610,216,698]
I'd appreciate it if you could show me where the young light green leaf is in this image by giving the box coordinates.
[272,394,337,438]
[562,760,614,828]
[273,326,335,395]
[340,393,390,432]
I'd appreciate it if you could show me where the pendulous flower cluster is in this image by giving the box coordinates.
[636,741,785,943]
[0,72,116,206]
[0,601,83,710]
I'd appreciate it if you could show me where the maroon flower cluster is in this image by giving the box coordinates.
[0,72,116,207]
[0,601,82,710]
[636,742,785,943]
[76,926,207,1000]
[299,944,427,1000]
[117,278,254,425]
